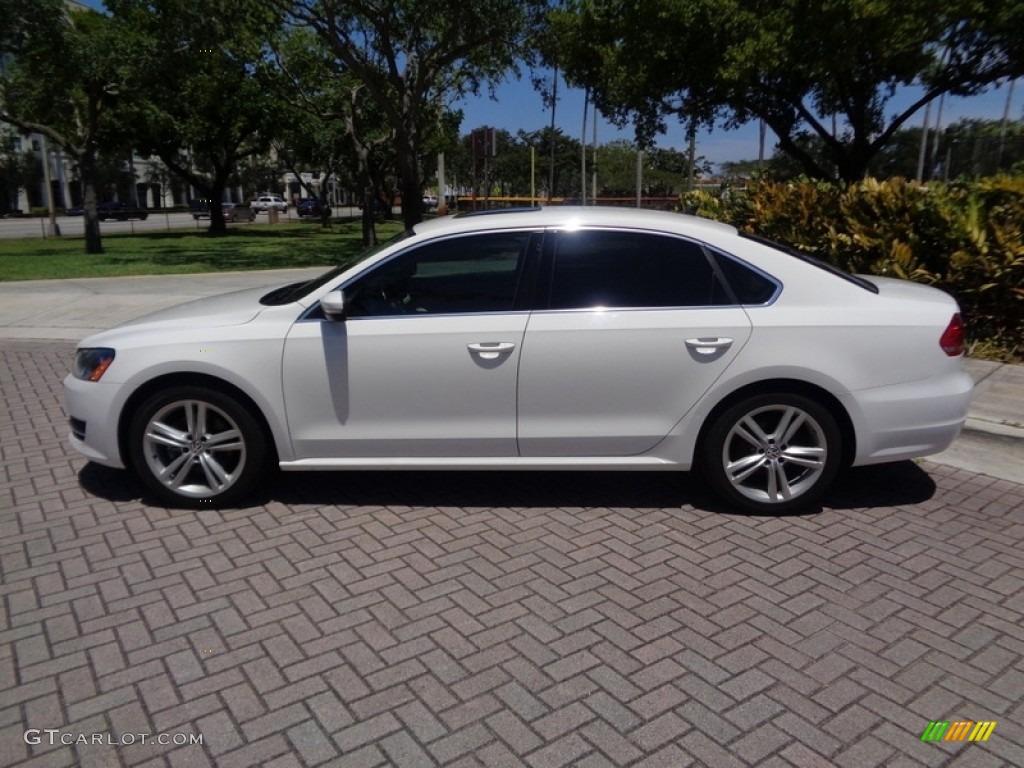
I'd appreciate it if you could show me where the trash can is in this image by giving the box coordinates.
[269,208,279,224]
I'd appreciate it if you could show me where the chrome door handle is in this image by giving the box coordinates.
[685,337,733,355]
[467,342,516,360]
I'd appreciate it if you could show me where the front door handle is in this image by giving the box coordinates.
[467,342,516,360]
[685,337,733,355]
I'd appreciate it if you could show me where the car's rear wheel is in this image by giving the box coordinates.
[702,393,841,513]
[128,386,268,508]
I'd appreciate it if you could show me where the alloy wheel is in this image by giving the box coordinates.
[141,399,247,499]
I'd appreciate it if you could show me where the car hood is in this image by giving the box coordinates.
[81,286,269,345]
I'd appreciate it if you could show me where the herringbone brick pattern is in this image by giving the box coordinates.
[1,340,1022,767]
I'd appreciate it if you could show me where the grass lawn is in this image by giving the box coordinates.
[0,220,406,281]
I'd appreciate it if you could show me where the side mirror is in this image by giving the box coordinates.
[321,289,346,321]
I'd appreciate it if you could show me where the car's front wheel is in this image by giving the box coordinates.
[128,386,269,508]
[702,393,842,513]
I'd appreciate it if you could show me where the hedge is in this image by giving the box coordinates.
[682,176,1024,361]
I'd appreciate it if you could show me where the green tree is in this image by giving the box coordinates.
[234,155,287,203]
[109,0,286,235]
[1,0,139,252]
[515,127,582,199]
[548,0,1024,182]
[940,117,1024,178]
[286,0,547,228]
[268,26,395,242]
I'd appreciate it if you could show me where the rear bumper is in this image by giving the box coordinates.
[847,368,975,465]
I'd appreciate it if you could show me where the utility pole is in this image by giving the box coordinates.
[998,79,1017,169]
[916,101,932,182]
[437,151,446,215]
[591,102,598,204]
[548,65,558,203]
[686,124,697,193]
[40,135,60,238]
[581,88,588,206]
[636,149,643,208]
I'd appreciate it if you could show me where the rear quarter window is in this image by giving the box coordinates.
[709,250,780,305]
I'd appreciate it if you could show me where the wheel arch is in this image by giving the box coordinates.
[117,372,280,473]
[694,378,857,470]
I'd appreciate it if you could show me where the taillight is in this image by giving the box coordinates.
[939,313,965,356]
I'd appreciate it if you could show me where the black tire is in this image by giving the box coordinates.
[701,392,842,513]
[128,386,269,508]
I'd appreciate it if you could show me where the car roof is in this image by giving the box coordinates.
[411,206,738,240]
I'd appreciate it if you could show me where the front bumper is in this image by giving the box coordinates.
[63,373,125,468]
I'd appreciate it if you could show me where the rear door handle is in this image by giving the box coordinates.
[467,342,516,360]
[685,337,733,355]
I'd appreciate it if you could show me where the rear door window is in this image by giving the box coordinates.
[547,229,722,309]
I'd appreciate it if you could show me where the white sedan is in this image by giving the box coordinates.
[251,195,288,213]
[64,207,973,512]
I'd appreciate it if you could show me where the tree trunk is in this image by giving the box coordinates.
[207,171,230,236]
[79,149,103,254]
[362,185,376,247]
[395,134,423,229]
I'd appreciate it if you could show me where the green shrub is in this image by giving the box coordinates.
[685,176,1023,360]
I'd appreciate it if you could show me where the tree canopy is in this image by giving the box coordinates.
[1,0,141,252]
[284,0,547,227]
[107,0,287,235]
[547,0,1024,182]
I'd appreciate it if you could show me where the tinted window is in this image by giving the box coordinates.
[346,232,531,317]
[710,250,779,304]
[548,230,720,309]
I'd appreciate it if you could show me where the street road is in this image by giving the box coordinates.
[0,207,363,239]
[2,338,1022,768]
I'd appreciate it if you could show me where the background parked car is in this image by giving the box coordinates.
[296,198,331,219]
[97,201,149,221]
[251,195,288,213]
[189,198,213,219]
[358,197,390,222]
[222,202,255,222]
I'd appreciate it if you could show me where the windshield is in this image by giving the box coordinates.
[259,229,414,306]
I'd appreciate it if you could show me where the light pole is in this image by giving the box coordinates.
[40,135,60,238]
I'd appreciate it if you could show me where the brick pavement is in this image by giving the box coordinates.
[1,339,1022,768]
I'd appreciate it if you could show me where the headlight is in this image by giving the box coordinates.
[73,348,116,381]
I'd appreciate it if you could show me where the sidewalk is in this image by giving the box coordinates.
[1,270,1020,481]
[0,268,324,340]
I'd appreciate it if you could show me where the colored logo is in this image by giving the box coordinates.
[921,721,996,743]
